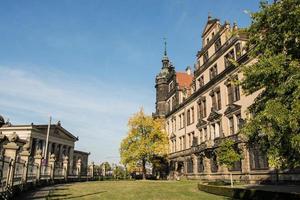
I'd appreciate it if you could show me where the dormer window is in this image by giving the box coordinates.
[198,75,204,88]
[214,38,221,52]
[235,43,241,59]
[224,49,235,68]
[203,51,209,63]
[209,64,218,80]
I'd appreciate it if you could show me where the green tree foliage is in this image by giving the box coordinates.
[120,108,168,179]
[113,165,126,179]
[216,139,243,169]
[240,0,300,169]
[100,162,112,175]
[216,139,242,187]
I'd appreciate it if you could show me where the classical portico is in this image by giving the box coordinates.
[0,121,79,173]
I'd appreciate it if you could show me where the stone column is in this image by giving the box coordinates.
[59,144,63,162]
[192,154,198,175]
[47,142,52,161]
[19,142,30,183]
[76,159,82,179]
[203,155,211,178]
[68,147,74,174]
[49,154,56,180]
[34,149,43,181]
[239,143,251,182]
[3,134,19,186]
[63,156,69,181]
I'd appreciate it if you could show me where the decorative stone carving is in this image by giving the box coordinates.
[207,109,222,122]
[8,132,18,143]
[196,119,207,130]
[36,148,42,156]
[224,104,241,116]
[23,140,30,152]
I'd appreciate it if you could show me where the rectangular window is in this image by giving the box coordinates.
[187,110,191,125]
[198,75,204,88]
[214,38,222,52]
[211,93,217,110]
[216,90,221,110]
[229,117,234,135]
[235,43,241,59]
[183,136,186,149]
[209,65,218,80]
[199,99,207,118]
[191,107,194,123]
[236,113,242,130]
[227,84,233,104]
[203,51,209,63]
[234,85,240,101]
[224,49,235,68]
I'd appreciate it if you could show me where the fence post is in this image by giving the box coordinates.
[76,158,81,180]
[3,133,19,187]
[34,149,43,182]
[49,154,56,181]
[63,156,69,181]
[19,143,30,183]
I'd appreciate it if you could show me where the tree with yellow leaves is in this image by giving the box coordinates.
[120,108,168,179]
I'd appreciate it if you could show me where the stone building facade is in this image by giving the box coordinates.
[0,116,89,174]
[154,16,300,183]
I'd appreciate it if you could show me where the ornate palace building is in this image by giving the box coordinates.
[154,16,300,183]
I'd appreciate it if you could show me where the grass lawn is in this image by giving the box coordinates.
[48,180,229,200]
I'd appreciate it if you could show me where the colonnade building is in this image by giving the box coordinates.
[154,16,300,183]
[0,116,89,173]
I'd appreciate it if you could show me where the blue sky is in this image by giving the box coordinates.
[0,0,260,164]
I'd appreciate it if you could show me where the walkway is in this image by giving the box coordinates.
[15,185,59,200]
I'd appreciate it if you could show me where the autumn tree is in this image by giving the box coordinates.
[240,0,300,169]
[216,139,243,187]
[120,108,168,179]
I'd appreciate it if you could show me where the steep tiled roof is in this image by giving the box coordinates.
[176,72,193,89]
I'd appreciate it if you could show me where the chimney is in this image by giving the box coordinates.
[186,66,192,75]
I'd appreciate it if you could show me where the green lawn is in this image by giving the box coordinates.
[48,180,229,200]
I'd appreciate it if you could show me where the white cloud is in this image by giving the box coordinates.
[0,65,154,164]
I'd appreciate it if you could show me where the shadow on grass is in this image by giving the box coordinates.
[50,191,107,199]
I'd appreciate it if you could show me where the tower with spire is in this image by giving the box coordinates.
[154,39,174,118]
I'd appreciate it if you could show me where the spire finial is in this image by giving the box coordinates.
[163,37,167,56]
[208,12,212,20]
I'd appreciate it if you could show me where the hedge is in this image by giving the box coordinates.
[198,183,300,200]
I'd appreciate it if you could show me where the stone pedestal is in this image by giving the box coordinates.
[63,156,69,181]
[3,137,19,186]
[19,150,30,183]
[49,154,56,180]
[192,154,198,175]
[203,156,211,178]
[34,150,43,181]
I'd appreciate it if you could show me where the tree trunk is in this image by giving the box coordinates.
[142,159,146,180]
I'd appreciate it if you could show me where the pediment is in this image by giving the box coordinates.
[196,119,207,129]
[170,133,176,139]
[224,104,241,116]
[207,109,222,122]
[202,18,219,37]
